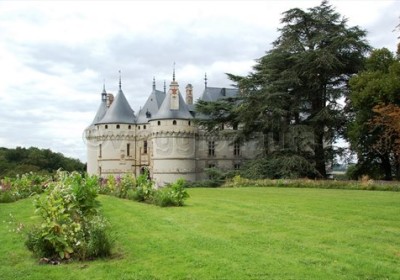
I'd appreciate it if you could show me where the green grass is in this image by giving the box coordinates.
[1,188,399,279]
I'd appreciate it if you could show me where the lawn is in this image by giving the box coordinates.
[1,187,399,279]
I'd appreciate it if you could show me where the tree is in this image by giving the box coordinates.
[197,0,370,178]
[347,48,400,180]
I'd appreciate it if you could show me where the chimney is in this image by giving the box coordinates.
[185,84,193,105]
[106,93,114,108]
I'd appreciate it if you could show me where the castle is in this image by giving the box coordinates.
[84,71,261,186]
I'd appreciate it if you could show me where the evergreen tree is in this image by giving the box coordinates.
[197,1,370,178]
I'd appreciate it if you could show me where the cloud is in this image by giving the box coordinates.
[0,0,398,162]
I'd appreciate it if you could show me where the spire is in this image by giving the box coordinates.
[101,79,107,102]
[119,70,122,91]
[204,73,208,89]
[164,80,166,94]
[152,76,156,91]
[173,62,176,82]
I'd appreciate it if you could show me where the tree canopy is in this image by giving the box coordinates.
[196,0,370,178]
[0,146,85,178]
[347,48,400,180]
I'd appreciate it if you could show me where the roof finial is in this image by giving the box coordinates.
[164,80,166,93]
[204,72,208,89]
[102,79,106,93]
[119,70,122,90]
[173,62,176,82]
[152,76,156,90]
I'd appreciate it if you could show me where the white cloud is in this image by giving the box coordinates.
[0,0,398,162]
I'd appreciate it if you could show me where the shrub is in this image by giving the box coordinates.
[153,178,189,207]
[25,171,113,261]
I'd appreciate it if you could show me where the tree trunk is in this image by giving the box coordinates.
[380,154,392,181]
[314,128,326,178]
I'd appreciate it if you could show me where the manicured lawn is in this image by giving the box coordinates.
[1,187,399,279]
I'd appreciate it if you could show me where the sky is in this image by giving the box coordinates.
[0,0,398,162]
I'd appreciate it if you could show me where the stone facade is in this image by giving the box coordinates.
[84,74,262,186]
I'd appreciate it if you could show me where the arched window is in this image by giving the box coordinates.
[116,124,120,129]
[173,120,177,125]
[128,125,131,129]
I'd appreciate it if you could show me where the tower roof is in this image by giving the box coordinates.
[136,89,166,124]
[91,86,108,125]
[91,101,108,125]
[98,88,136,124]
[151,84,193,120]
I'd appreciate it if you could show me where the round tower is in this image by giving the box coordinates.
[149,73,197,186]
[86,75,137,177]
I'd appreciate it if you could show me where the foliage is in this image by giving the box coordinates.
[239,153,318,179]
[0,146,85,179]
[224,175,400,192]
[348,48,400,180]
[196,1,370,178]
[153,178,189,207]
[98,172,189,207]
[0,172,51,203]
[25,171,113,260]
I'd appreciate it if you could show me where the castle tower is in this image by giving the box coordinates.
[149,72,197,186]
[86,74,137,177]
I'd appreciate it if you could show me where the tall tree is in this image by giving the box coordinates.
[197,1,370,178]
[348,48,400,180]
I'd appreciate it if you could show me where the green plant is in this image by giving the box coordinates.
[25,171,112,260]
[153,178,189,207]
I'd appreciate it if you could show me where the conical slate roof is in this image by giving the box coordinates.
[136,89,165,124]
[151,88,193,120]
[91,101,108,125]
[98,88,136,124]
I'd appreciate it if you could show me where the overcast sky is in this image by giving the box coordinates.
[0,0,398,162]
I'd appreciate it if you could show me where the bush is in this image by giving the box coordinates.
[25,171,113,261]
[153,178,189,207]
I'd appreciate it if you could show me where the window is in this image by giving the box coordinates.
[188,121,191,126]
[233,124,238,130]
[220,124,224,130]
[128,125,131,129]
[143,140,148,154]
[173,120,177,125]
[144,125,147,130]
[127,143,130,156]
[138,126,140,130]
[208,141,215,157]
[105,125,108,129]
[116,124,120,129]
[208,164,216,168]
[234,141,240,156]
[99,144,102,158]
[234,163,241,170]
[158,121,161,126]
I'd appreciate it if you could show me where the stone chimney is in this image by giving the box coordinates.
[106,93,114,108]
[185,84,193,105]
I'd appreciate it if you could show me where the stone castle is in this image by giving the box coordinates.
[84,71,261,186]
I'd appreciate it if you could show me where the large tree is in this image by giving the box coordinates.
[197,1,370,178]
[347,48,400,180]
